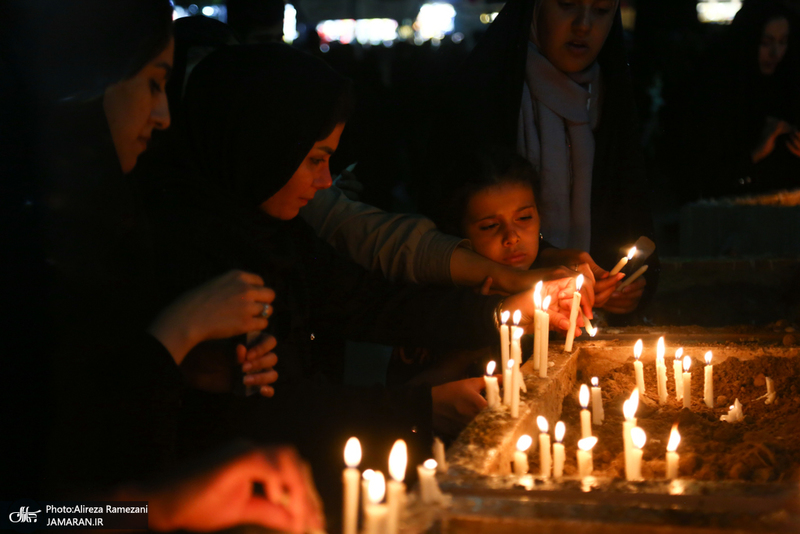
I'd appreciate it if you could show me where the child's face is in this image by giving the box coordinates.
[462,183,540,271]
[532,0,617,74]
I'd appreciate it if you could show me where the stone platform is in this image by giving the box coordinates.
[401,327,800,534]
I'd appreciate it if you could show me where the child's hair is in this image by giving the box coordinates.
[438,146,539,237]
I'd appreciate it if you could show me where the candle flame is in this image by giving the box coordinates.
[675,347,683,361]
[513,328,524,340]
[634,339,643,360]
[534,281,543,309]
[537,415,549,433]
[423,459,437,470]
[486,361,496,376]
[367,470,386,504]
[513,310,521,326]
[623,389,639,420]
[362,468,374,481]
[542,295,552,310]
[516,434,533,452]
[344,437,361,467]
[657,337,665,361]
[578,436,598,451]
[589,326,598,337]
[683,355,691,372]
[501,310,510,324]
[576,274,584,291]
[631,427,646,449]
[555,421,565,443]
[389,440,408,482]
[507,359,515,370]
[579,384,590,408]
[627,246,637,260]
[591,376,599,387]
[704,351,712,365]
[667,424,681,452]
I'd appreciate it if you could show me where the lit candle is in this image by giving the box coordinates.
[591,377,604,425]
[682,356,692,409]
[627,427,646,481]
[539,295,551,377]
[500,310,510,380]
[622,389,639,478]
[510,359,521,418]
[432,437,447,474]
[533,281,543,371]
[656,337,667,405]
[386,441,407,534]
[703,351,714,408]
[553,421,566,479]
[581,309,595,337]
[564,275,584,352]
[537,416,552,478]
[609,246,637,276]
[577,436,597,478]
[503,359,514,408]
[666,423,680,479]
[511,326,525,395]
[513,434,532,476]
[484,361,500,409]
[673,348,684,401]
[633,339,645,394]
[342,437,361,534]
[579,384,592,439]
[417,459,443,504]
[616,264,648,291]
[363,470,388,534]
[361,469,374,513]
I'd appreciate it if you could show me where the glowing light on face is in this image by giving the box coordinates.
[578,436,598,451]
[579,384,590,409]
[667,424,681,452]
[486,361,496,376]
[634,339,643,361]
[516,434,533,452]
[555,421,565,443]
[537,416,549,433]
[344,437,361,467]
[631,427,646,450]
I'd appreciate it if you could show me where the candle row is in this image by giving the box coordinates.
[512,416,599,479]
[621,388,683,480]
[635,338,715,409]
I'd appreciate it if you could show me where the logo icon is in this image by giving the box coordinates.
[9,507,41,524]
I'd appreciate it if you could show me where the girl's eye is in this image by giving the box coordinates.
[518,216,533,222]
[479,223,498,231]
[559,1,575,8]
[150,79,162,95]
[310,158,324,166]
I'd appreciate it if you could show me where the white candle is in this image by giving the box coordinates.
[510,359,520,419]
[617,264,649,291]
[513,434,532,476]
[537,416,552,478]
[503,359,513,407]
[609,246,637,276]
[673,348,684,400]
[417,459,443,504]
[342,437,361,534]
[666,423,680,479]
[432,437,447,474]
[581,309,595,337]
[765,377,777,404]
[656,337,667,405]
[564,275,584,352]
[627,427,646,481]
[579,384,592,439]
[499,310,510,380]
[553,422,566,479]
[532,282,543,371]
[361,469,374,513]
[577,436,597,478]
[363,471,388,534]
[633,339,645,394]
[484,361,500,409]
[720,398,744,423]
[591,377,604,425]
[511,326,525,395]
[622,389,639,478]
[386,441,407,534]
[704,351,714,408]
[539,295,551,377]
[682,356,692,409]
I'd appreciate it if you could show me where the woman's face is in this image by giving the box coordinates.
[759,16,789,75]
[103,38,174,174]
[532,0,617,73]
[260,123,345,220]
[462,182,540,271]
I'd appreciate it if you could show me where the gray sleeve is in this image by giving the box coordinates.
[300,186,467,284]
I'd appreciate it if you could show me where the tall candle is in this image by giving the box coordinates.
[509,359,519,418]
[361,469,374,513]
[417,459,443,504]
[591,377,604,425]
[656,337,667,405]
[432,437,447,473]
[673,348,684,400]
[577,436,597,478]
[633,339,645,394]
[539,296,551,377]
[666,423,680,479]
[513,434,532,476]
[532,282,543,371]
[387,441,407,534]
[363,471,388,534]
[553,422,566,479]
[579,384,592,439]
[622,389,639,478]
[484,361,500,409]
[703,351,714,408]
[537,416,552,478]
[499,310,510,379]
[627,427,646,481]
[609,246,637,276]
[342,437,361,534]
[511,327,525,395]
[682,356,692,409]
[617,264,648,291]
[564,275,584,352]
[503,359,513,407]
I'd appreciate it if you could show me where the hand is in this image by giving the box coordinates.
[335,169,364,201]
[149,270,275,364]
[502,277,583,336]
[787,129,800,158]
[602,276,646,314]
[147,447,325,533]
[594,271,625,309]
[752,117,793,163]
[237,334,279,398]
[535,248,606,315]
[431,378,487,436]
